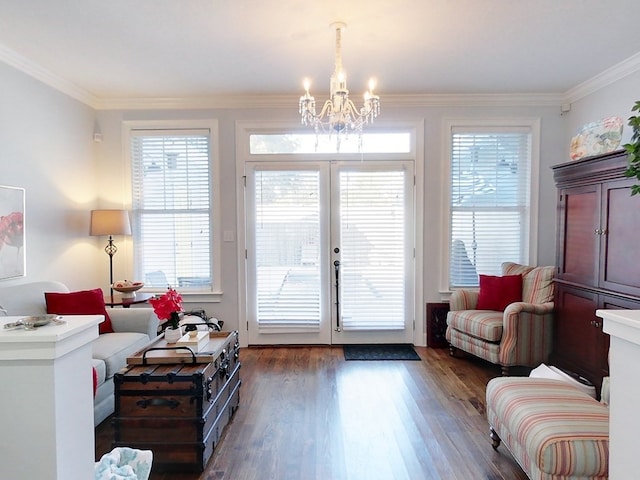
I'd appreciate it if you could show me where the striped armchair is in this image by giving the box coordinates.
[446,262,555,375]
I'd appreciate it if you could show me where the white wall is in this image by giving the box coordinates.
[94,108,260,330]
[4,53,636,340]
[95,102,565,337]
[565,70,640,157]
[0,62,101,290]
[413,104,564,304]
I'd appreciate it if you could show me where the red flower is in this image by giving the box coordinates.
[0,211,23,249]
[149,287,183,327]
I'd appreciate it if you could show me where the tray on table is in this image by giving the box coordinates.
[126,331,236,365]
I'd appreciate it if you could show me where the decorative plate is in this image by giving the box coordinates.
[3,314,64,330]
[570,116,624,161]
[112,281,144,293]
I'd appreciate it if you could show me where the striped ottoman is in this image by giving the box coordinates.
[486,377,609,480]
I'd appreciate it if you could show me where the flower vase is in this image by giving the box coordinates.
[164,326,183,343]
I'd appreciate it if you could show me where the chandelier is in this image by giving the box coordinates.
[298,22,380,150]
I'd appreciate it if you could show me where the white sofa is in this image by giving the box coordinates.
[0,281,158,426]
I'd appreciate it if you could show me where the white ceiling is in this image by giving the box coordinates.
[1,0,640,105]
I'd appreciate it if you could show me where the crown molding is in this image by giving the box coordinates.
[563,51,640,104]
[95,92,564,111]
[381,93,564,108]
[92,94,296,110]
[0,42,99,107]
[2,38,638,112]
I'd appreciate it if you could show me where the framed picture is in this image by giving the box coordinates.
[0,186,25,280]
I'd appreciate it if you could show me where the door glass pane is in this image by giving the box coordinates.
[339,169,406,330]
[254,170,321,329]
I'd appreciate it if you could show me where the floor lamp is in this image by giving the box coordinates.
[90,209,132,296]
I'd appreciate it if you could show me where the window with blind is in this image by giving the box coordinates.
[129,127,215,291]
[253,169,322,329]
[448,125,533,288]
[339,168,407,330]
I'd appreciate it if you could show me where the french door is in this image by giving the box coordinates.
[246,160,414,345]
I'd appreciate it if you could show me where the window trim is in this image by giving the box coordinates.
[235,119,426,346]
[235,121,418,161]
[122,119,222,300]
[440,117,541,294]
[248,131,412,155]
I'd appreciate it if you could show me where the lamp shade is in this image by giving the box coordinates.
[90,209,131,236]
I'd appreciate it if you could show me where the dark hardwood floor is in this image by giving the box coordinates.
[96,346,528,480]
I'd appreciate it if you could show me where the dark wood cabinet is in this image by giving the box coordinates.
[426,302,449,348]
[599,178,640,296]
[556,183,600,285]
[553,283,609,383]
[552,150,640,391]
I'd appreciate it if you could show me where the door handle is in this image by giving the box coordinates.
[334,260,341,332]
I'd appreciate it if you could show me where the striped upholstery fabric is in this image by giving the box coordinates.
[499,303,554,366]
[446,326,500,364]
[448,289,479,311]
[447,310,504,341]
[446,263,554,369]
[502,262,555,304]
[487,377,609,480]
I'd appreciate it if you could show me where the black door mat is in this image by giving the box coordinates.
[343,344,421,361]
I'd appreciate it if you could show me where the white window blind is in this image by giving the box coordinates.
[449,127,532,287]
[339,169,406,330]
[254,169,321,329]
[130,129,212,290]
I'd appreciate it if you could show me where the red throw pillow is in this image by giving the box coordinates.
[45,288,113,334]
[92,366,98,398]
[476,274,522,311]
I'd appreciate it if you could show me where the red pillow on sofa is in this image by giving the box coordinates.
[45,288,113,334]
[476,274,523,311]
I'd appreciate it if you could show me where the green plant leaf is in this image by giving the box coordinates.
[624,101,640,196]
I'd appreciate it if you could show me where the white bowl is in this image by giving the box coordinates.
[112,282,144,294]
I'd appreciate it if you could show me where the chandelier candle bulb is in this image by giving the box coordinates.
[335,71,347,93]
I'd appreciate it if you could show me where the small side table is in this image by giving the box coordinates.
[426,302,450,348]
[104,292,154,308]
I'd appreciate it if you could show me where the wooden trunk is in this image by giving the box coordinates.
[112,331,241,472]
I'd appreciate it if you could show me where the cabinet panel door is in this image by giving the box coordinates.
[598,294,640,375]
[601,178,640,296]
[553,284,602,384]
[557,185,600,285]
